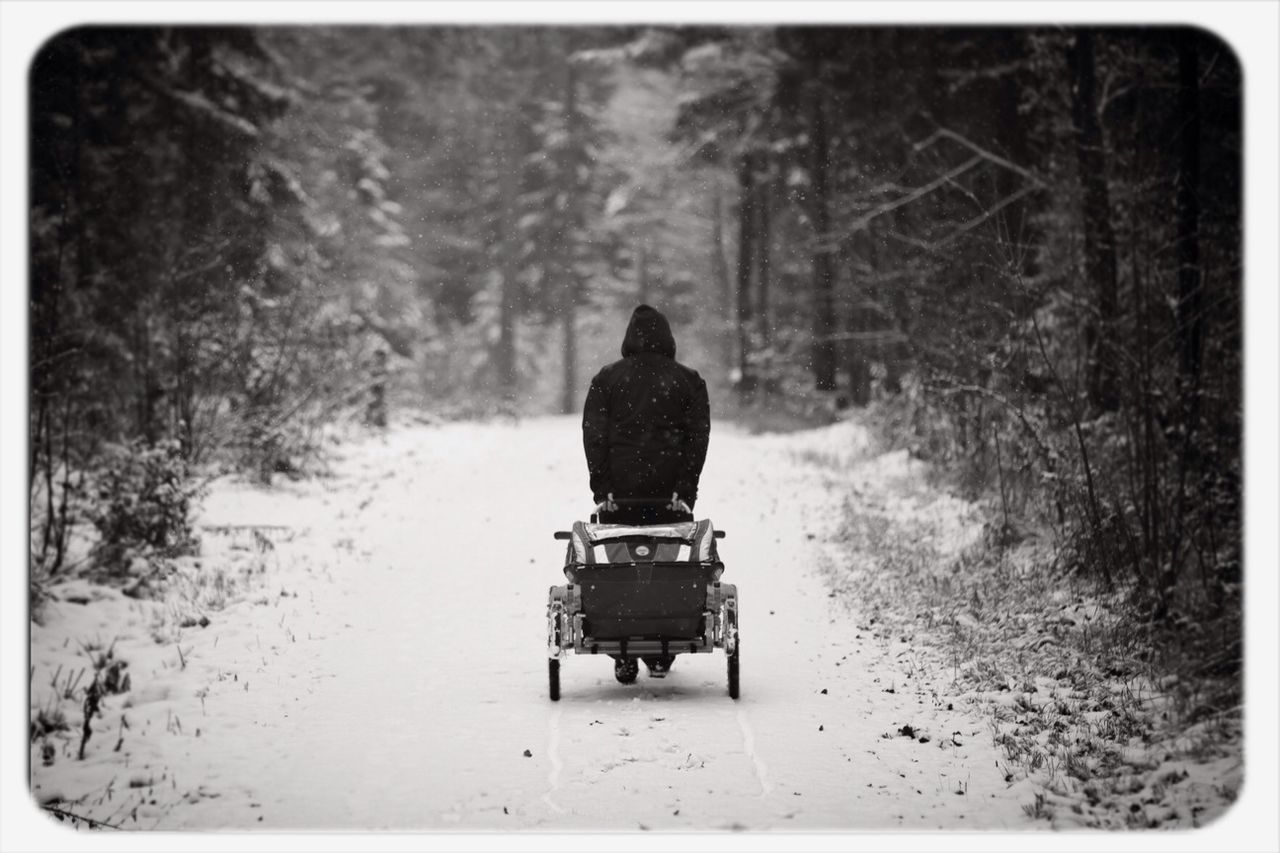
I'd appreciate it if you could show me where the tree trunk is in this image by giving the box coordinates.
[735,152,757,393]
[495,114,521,399]
[559,60,580,415]
[846,229,875,408]
[709,178,735,376]
[808,80,837,392]
[844,267,872,408]
[1175,30,1203,382]
[1162,31,1208,603]
[755,150,772,349]
[1069,31,1120,412]
[844,330,872,407]
[995,32,1038,278]
[561,302,577,415]
[136,310,161,444]
[636,239,649,305]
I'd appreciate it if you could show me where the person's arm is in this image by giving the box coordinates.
[582,373,613,502]
[676,373,710,507]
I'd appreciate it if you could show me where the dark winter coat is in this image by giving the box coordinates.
[582,305,710,508]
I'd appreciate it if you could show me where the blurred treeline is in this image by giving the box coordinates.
[30,26,1240,637]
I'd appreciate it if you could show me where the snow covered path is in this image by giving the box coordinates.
[30,416,1038,831]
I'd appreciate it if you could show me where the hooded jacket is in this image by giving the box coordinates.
[582,305,710,507]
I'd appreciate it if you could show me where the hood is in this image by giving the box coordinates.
[620,304,676,358]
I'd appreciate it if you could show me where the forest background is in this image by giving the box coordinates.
[28,23,1243,656]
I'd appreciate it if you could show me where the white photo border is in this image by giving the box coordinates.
[3,3,1276,853]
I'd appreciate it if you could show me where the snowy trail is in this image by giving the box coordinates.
[30,416,1038,830]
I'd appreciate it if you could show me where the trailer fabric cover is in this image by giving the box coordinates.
[568,520,716,565]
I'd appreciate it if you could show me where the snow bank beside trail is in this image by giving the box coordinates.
[28,448,371,829]
[748,417,876,471]
[807,412,1244,831]
[771,415,989,567]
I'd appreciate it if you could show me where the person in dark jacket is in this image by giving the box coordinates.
[582,304,711,524]
[582,305,710,682]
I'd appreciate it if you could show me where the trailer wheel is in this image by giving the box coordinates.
[549,658,560,701]
[726,606,740,699]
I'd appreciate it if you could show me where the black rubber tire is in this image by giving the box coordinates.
[614,657,639,685]
[549,658,560,701]
[726,606,740,699]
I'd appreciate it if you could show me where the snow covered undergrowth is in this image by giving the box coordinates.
[31,415,1057,831]
[813,418,1244,830]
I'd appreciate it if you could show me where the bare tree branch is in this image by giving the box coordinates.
[885,184,1041,252]
[913,127,1049,188]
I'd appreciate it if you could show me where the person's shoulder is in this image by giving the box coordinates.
[672,360,707,389]
[591,358,627,384]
